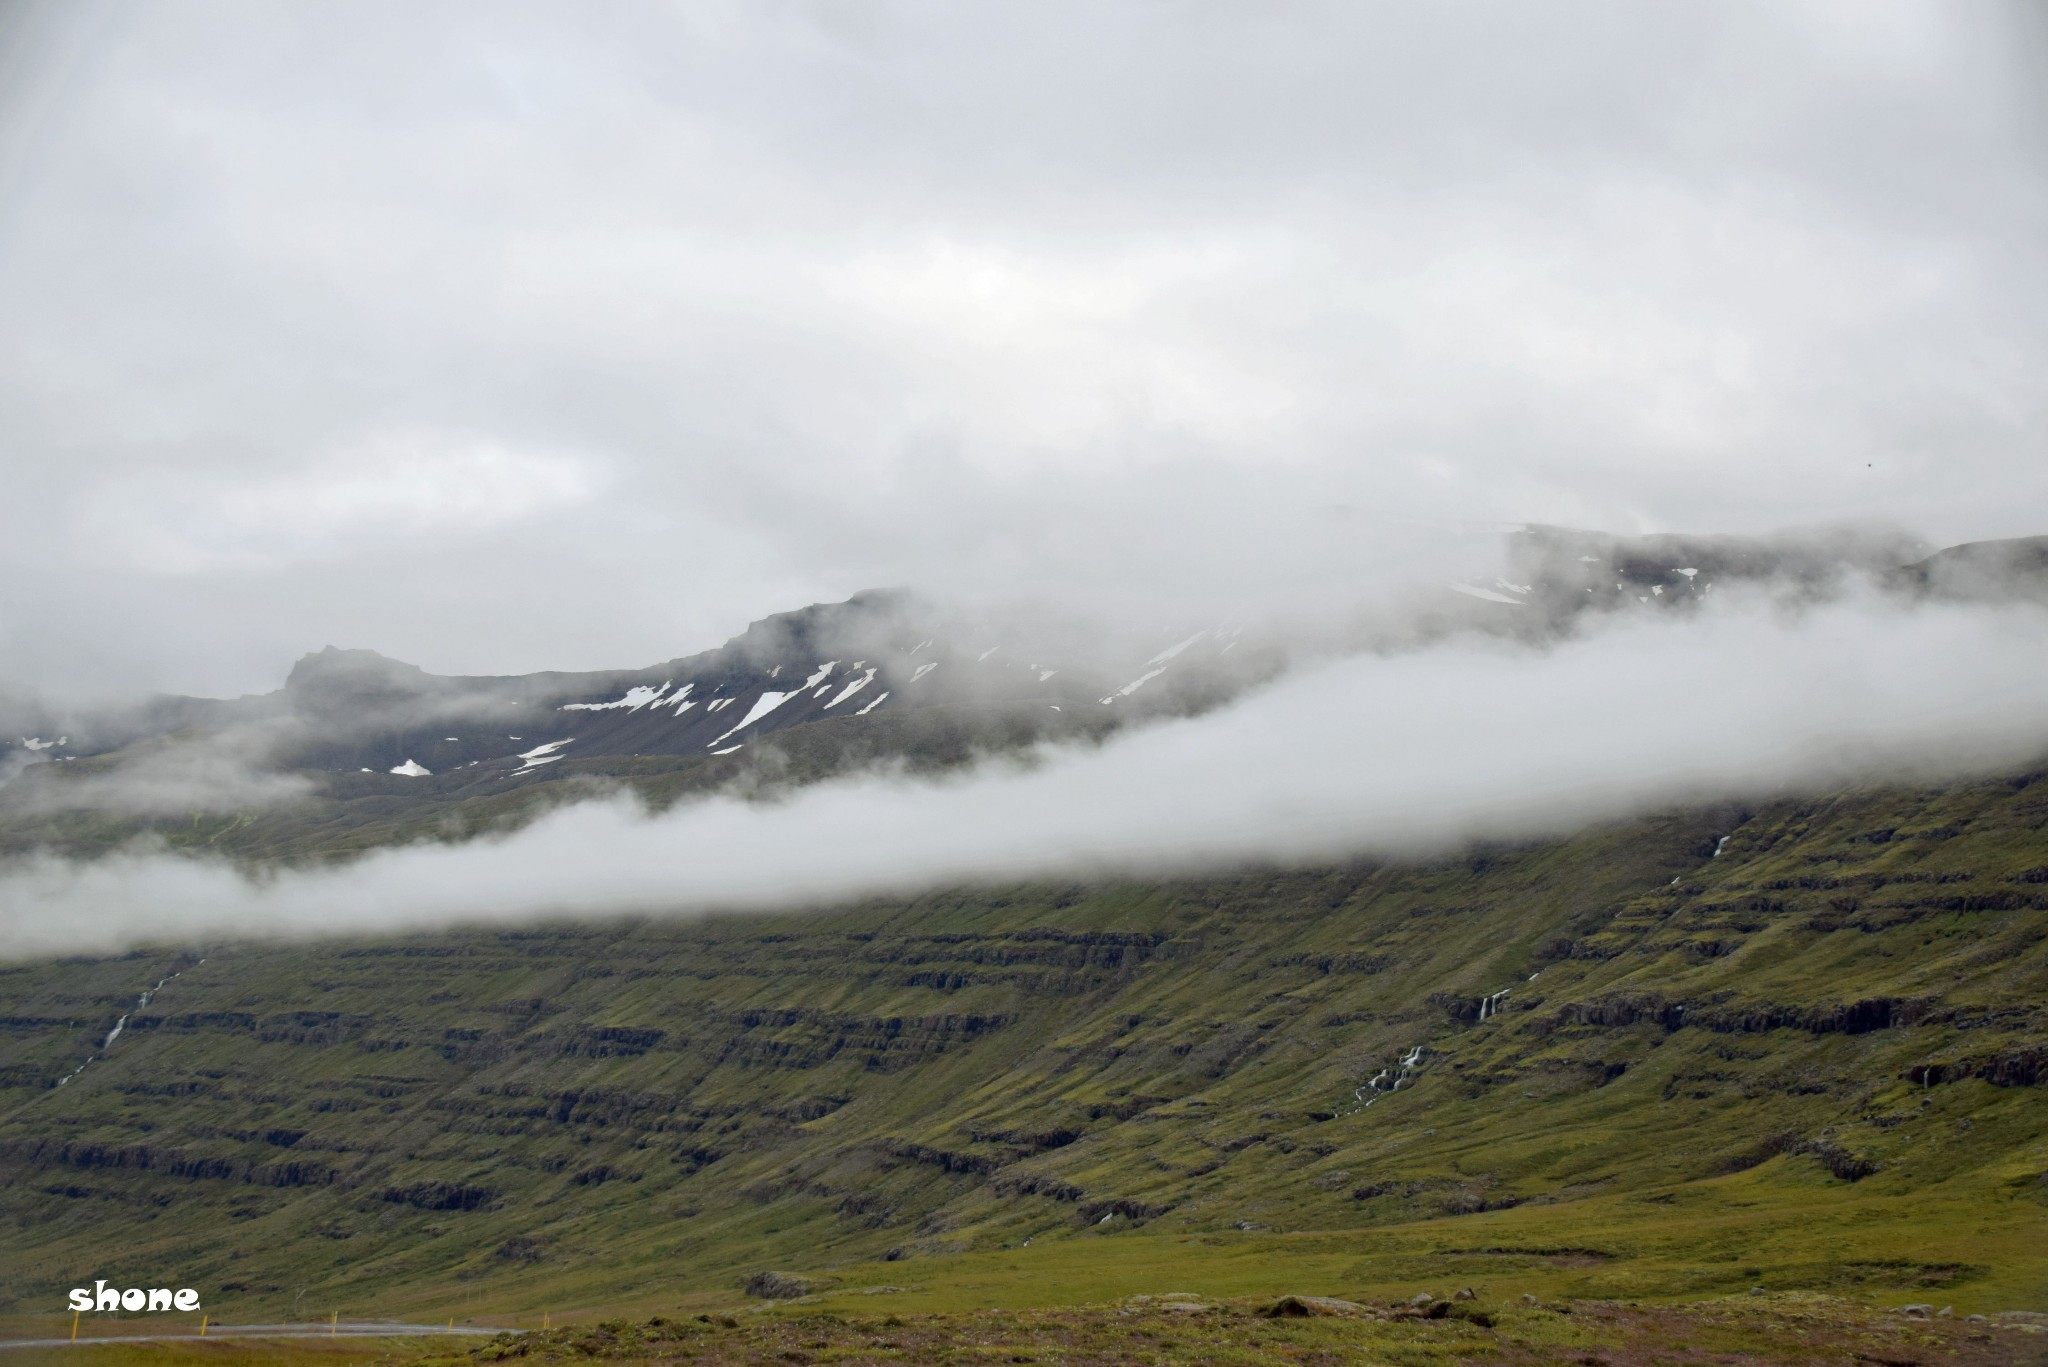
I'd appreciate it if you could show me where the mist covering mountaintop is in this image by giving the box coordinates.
[8,524,2043,787]
[2,521,2046,968]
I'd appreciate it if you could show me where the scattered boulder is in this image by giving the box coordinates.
[1453,1287,1477,1301]
[1520,1293,1539,1306]
[1265,1295,1370,1318]
[744,1271,834,1300]
[1409,1293,1435,1307]
[495,1235,545,1264]
[1899,1303,1934,1319]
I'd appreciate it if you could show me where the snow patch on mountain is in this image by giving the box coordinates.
[1449,582,1524,605]
[561,682,674,712]
[1102,668,1166,703]
[711,689,800,745]
[824,668,878,709]
[1146,630,1207,666]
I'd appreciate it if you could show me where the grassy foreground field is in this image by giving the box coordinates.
[15,1293,2048,1366]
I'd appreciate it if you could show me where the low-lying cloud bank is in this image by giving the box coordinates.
[4,593,2045,957]
[2,732,316,817]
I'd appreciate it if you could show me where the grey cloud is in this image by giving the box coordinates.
[1,731,314,818]
[4,593,2044,958]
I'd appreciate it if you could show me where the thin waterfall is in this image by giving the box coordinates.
[54,960,202,1089]
[1350,1045,1426,1113]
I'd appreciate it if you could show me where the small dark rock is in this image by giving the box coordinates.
[745,1271,833,1300]
[1265,1295,1368,1318]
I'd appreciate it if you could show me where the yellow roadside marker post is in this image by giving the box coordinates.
[200,1314,208,1336]
[70,1309,79,1342]
[331,1310,338,1336]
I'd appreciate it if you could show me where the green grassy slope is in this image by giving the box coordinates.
[0,770,2043,1335]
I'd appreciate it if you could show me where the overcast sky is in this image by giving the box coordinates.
[2,0,2045,699]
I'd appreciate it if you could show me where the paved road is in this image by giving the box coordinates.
[0,1321,521,1350]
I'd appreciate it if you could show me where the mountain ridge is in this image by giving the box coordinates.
[0,525,2043,867]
